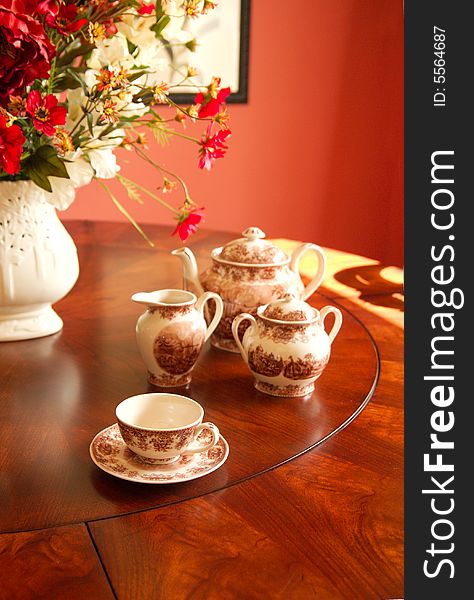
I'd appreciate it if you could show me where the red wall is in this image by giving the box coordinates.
[65,0,404,266]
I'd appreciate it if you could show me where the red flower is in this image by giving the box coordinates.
[172,206,204,241]
[24,0,57,18]
[198,128,231,171]
[195,78,231,118]
[46,3,88,36]
[0,0,56,105]
[26,90,66,136]
[138,2,155,15]
[0,114,25,175]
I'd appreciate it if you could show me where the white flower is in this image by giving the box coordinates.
[65,87,88,130]
[87,148,120,180]
[82,127,125,180]
[87,34,133,71]
[161,7,195,45]
[117,11,156,48]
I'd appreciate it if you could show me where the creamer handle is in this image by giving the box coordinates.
[231,313,256,364]
[195,292,224,342]
[290,243,327,300]
[320,306,343,344]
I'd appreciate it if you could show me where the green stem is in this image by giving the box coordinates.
[134,147,191,200]
[97,180,155,247]
[48,56,57,94]
[141,122,201,144]
[117,174,180,214]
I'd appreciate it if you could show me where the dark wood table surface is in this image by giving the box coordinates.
[0,222,404,600]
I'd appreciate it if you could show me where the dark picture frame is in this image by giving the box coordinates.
[171,0,251,104]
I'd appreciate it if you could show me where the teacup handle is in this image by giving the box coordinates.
[232,313,257,364]
[195,292,224,342]
[290,243,327,300]
[320,306,343,344]
[182,422,220,455]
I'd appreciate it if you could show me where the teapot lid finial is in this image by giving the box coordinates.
[242,226,266,241]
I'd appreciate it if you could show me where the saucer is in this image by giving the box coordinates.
[89,423,229,484]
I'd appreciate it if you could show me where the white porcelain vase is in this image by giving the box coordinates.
[0,180,79,341]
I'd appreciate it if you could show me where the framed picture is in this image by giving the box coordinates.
[170,0,251,104]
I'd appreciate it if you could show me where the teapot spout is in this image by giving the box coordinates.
[171,247,205,296]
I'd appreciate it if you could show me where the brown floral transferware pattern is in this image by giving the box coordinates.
[262,305,314,322]
[148,370,191,388]
[117,421,194,453]
[219,243,288,265]
[210,264,280,282]
[149,304,193,319]
[258,319,314,345]
[255,380,315,398]
[248,345,283,377]
[248,345,328,380]
[217,228,288,265]
[153,323,205,375]
[90,424,229,484]
[283,354,328,380]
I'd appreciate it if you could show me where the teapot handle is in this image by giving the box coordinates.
[195,292,223,342]
[320,306,343,344]
[290,243,327,300]
[232,313,257,364]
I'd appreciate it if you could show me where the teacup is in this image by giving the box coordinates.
[116,393,220,464]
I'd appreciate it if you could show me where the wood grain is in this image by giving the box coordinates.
[89,295,403,600]
[0,525,114,600]
[0,222,403,598]
[0,223,378,533]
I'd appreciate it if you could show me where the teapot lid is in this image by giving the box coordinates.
[260,294,318,322]
[217,227,288,265]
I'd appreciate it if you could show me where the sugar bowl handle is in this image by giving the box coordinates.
[320,306,343,344]
[290,243,327,300]
[195,292,224,342]
[232,313,257,364]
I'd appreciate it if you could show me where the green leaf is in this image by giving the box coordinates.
[23,168,53,192]
[22,146,70,192]
[53,74,82,93]
[151,15,170,37]
[127,40,137,55]
[57,43,95,67]
[128,70,148,83]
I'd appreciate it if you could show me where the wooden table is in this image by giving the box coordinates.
[0,222,404,599]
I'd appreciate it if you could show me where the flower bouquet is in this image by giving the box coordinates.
[0,0,231,340]
[0,0,231,241]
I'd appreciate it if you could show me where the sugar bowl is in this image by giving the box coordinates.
[232,294,342,397]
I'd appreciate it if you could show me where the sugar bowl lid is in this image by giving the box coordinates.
[260,294,318,322]
[217,227,288,265]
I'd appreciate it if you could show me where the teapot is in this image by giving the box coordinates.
[232,294,342,397]
[172,226,326,352]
